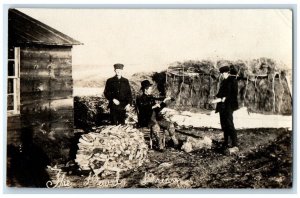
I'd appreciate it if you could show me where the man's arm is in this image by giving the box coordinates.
[104,79,112,101]
[212,81,226,104]
[136,96,153,113]
[126,79,133,106]
[154,97,170,112]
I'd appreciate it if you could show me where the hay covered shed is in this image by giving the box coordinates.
[7,9,81,163]
[164,59,292,114]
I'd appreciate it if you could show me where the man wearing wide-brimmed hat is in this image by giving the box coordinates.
[104,63,132,125]
[211,64,239,152]
[136,80,178,151]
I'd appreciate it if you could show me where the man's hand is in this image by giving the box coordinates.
[125,104,131,111]
[163,97,172,103]
[152,103,161,109]
[211,98,222,104]
[113,99,120,105]
[211,97,226,104]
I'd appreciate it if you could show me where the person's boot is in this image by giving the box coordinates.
[232,138,238,149]
[220,142,229,155]
[223,130,229,147]
[221,141,228,149]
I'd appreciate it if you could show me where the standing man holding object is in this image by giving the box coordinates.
[211,65,239,152]
[104,63,132,125]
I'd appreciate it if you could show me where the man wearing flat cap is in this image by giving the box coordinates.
[104,63,132,125]
[136,80,178,151]
[211,64,239,152]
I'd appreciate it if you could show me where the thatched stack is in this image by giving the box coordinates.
[74,96,138,129]
[129,72,161,99]
[165,58,292,115]
[74,96,110,131]
[166,60,219,109]
[75,125,148,177]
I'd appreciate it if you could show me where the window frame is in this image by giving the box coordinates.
[7,47,20,116]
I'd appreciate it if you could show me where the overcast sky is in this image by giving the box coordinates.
[18,8,292,77]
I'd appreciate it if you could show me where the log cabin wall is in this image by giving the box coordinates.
[7,10,82,187]
[7,116,21,147]
[19,46,74,162]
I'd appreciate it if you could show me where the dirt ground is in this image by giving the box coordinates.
[46,127,292,189]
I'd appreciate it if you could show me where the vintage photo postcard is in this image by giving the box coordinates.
[6,8,293,189]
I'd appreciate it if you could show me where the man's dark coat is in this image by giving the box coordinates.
[215,76,239,113]
[104,75,132,110]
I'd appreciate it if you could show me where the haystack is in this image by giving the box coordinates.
[74,96,138,130]
[164,58,292,115]
[129,72,161,99]
[74,96,110,131]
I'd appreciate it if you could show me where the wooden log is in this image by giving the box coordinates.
[21,77,72,92]
[21,91,72,105]
[20,67,72,77]
[21,47,72,59]
[21,97,73,112]
[7,115,22,147]
[21,58,72,69]
[20,87,72,97]
[19,105,73,138]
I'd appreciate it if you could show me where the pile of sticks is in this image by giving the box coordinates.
[75,125,148,177]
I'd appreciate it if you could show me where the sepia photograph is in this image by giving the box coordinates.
[5,7,293,189]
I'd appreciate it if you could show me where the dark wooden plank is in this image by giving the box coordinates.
[7,115,21,130]
[21,93,73,102]
[20,78,73,93]
[7,115,22,146]
[20,101,50,113]
[50,79,73,91]
[20,59,72,70]
[21,46,72,53]
[20,85,72,96]
[20,79,50,93]
[18,107,73,140]
[21,92,73,105]
[21,70,50,78]
[21,47,72,59]
[53,67,72,77]
[20,76,73,84]
[21,96,73,108]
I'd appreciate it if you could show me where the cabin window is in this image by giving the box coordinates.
[7,47,20,115]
